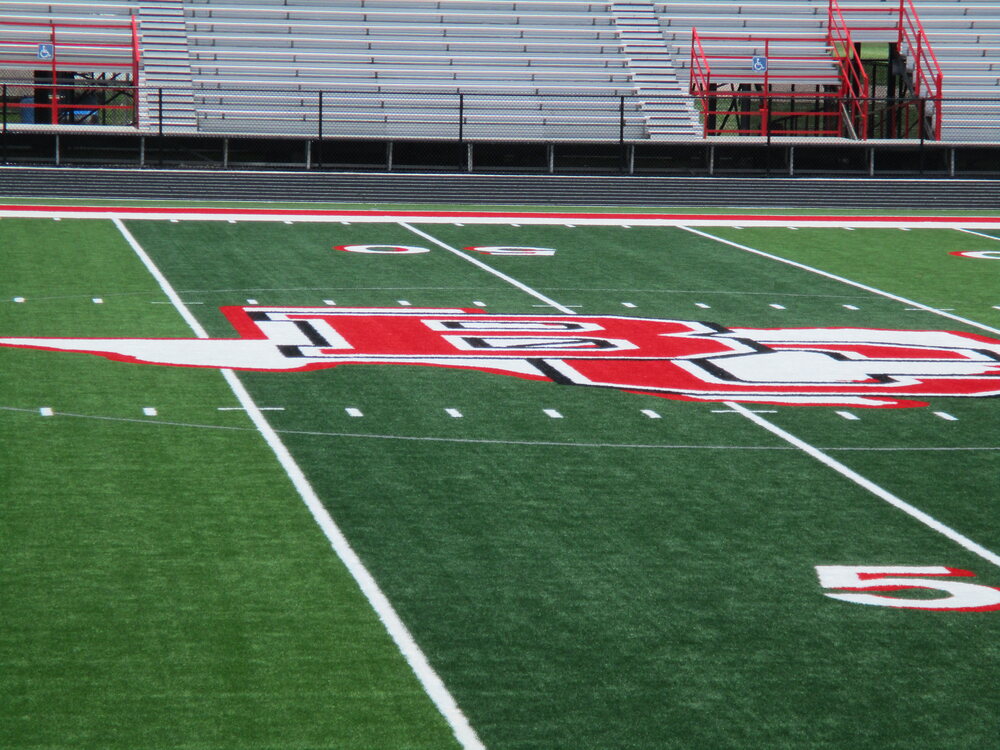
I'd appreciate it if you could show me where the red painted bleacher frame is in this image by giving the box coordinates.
[0,17,140,126]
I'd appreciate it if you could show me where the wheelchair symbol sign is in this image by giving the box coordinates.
[752,56,768,72]
[37,44,54,60]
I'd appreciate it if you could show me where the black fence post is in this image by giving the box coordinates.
[317,90,324,169]
[157,87,164,167]
[2,83,7,164]
[619,94,625,144]
[458,93,464,142]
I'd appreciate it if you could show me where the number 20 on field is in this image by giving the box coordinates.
[815,566,1000,612]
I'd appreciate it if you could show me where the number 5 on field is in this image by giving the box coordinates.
[815,566,1000,611]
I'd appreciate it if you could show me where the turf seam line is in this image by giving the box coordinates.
[677,226,1000,338]
[111,218,485,750]
[724,400,1000,569]
[4,405,997,451]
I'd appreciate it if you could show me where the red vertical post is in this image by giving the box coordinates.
[131,15,141,126]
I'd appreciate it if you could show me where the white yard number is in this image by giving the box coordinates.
[815,566,1000,612]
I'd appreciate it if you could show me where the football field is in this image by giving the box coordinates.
[3,202,1000,749]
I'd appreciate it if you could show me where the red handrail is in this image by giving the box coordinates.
[828,0,870,138]
[897,0,943,139]
[688,30,861,138]
[0,17,140,125]
[689,29,711,136]
[822,0,942,138]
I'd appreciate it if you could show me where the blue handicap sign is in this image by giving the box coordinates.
[37,43,54,60]
[752,55,768,72]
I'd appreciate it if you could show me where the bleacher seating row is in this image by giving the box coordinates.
[0,0,998,141]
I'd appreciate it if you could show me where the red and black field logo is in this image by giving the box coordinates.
[3,306,1000,408]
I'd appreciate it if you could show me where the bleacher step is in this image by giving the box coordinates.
[611,0,701,137]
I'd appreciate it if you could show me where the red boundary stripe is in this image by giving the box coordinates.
[1,203,1000,223]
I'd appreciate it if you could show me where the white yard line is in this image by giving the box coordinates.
[399,222,1000,570]
[111,218,485,750]
[956,228,1000,242]
[725,401,1000,569]
[678,225,1000,337]
[400,222,576,314]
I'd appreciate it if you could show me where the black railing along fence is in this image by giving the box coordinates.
[1,83,998,142]
[2,84,1000,176]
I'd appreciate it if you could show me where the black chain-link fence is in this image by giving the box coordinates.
[4,83,1000,142]
[3,83,1000,175]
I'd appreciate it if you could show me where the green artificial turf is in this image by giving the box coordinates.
[121,217,1000,748]
[0,219,461,750]
[4,214,1000,749]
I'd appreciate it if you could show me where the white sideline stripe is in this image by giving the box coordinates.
[111,218,484,750]
[678,226,1000,338]
[400,222,577,315]
[724,401,1000,569]
[9,205,1000,229]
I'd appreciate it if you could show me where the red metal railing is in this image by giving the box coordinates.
[690,0,942,140]
[0,18,140,125]
[690,27,711,114]
[826,0,942,138]
[827,0,870,138]
[897,0,943,139]
[689,30,853,138]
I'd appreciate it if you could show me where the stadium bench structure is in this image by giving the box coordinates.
[655,0,1000,141]
[176,0,700,140]
[0,0,999,142]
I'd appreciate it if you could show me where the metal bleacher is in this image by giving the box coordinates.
[178,0,700,140]
[1,0,1000,141]
[908,1,1000,141]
